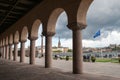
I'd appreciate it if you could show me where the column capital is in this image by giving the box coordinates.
[42,32,55,37]
[67,22,87,31]
[28,36,38,41]
[19,40,26,43]
[14,42,19,44]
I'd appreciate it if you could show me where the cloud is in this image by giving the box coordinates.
[55,0,120,41]
[33,0,120,48]
[55,12,72,39]
[83,31,120,47]
[84,0,120,39]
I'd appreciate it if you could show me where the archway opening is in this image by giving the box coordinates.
[13,31,20,61]
[35,24,45,66]
[20,26,29,63]
[48,9,73,72]
[27,19,44,65]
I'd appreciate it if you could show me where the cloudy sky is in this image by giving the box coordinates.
[53,0,120,48]
[23,0,120,49]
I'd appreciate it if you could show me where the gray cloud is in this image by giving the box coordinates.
[55,12,72,39]
[56,0,120,40]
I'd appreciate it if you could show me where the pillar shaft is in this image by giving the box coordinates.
[5,45,9,59]
[20,42,25,63]
[41,35,43,54]
[73,29,83,74]
[9,45,12,60]
[5,46,7,59]
[3,46,5,58]
[0,47,1,58]
[14,43,18,61]
[1,46,4,58]
[30,40,36,64]
[67,22,86,74]
[1,47,3,58]
[45,36,52,68]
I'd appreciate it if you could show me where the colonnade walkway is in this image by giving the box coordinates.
[0,58,120,80]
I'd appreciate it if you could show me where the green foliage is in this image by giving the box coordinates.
[68,49,72,52]
[111,58,120,63]
[112,47,120,51]
[53,50,62,52]
[91,56,96,62]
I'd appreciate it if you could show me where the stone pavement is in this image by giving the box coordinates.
[0,59,120,80]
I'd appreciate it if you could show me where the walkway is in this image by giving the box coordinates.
[23,57,120,78]
[0,58,120,80]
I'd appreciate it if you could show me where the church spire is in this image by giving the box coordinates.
[58,37,61,48]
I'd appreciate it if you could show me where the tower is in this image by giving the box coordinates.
[58,37,61,48]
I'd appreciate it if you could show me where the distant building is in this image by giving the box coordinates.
[109,44,116,49]
[17,37,69,57]
[58,37,61,48]
[52,37,69,53]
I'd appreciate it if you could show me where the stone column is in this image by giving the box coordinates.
[5,45,9,59]
[43,32,55,68]
[5,45,7,59]
[0,46,3,58]
[2,46,5,58]
[29,37,37,65]
[20,41,25,63]
[13,43,18,61]
[4,46,6,59]
[67,22,86,74]
[0,46,2,58]
[9,44,12,60]
[41,35,43,55]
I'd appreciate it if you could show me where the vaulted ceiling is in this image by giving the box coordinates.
[0,0,43,34]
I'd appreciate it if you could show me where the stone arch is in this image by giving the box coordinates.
[30,19,42,39]
[46,8,67,33]
[77,0,93,26]
[9,34,13,45]
[20,26,28,42]
[14,31,19,43]
[5,36,8,45]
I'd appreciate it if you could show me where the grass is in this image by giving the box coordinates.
[111,58,120,63]
[96,58,120,63]
[96,58,111,62]
[53,56,120,63]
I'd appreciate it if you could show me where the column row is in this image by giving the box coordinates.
[0,22,84,74]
